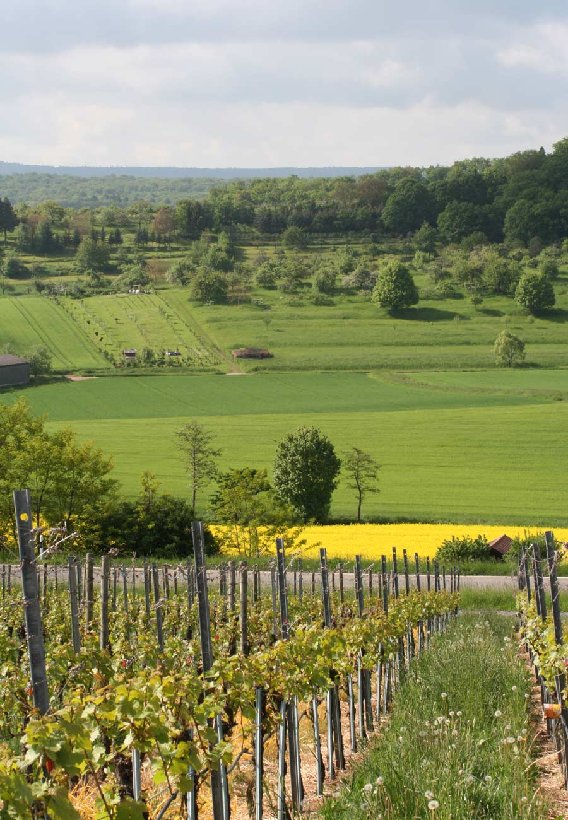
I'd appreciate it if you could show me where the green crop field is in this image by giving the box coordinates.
[1,370,567,525]
[0,296,106,370]
[1,236,567,528]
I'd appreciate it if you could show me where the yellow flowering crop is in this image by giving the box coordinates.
[299,524,568,560]
[216,523,568,561]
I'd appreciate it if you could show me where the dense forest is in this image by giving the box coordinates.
[1,139,568,245]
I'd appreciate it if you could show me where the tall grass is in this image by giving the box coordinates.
[320,616,545,819]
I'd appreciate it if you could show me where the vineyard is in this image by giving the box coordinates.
[518,535,568,791]
[59,293,223,371]
[0,491,459,819]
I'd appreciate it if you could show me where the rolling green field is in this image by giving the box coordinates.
[1,370,567,525]
[0,297,106,370]
[171,266,568,372]
[1,241,567,527]
[1,263,567,375]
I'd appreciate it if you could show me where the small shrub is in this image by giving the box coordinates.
[435,534,491,563]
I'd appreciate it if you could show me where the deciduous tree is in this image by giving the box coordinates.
[177,421,220,515]
[514,270,555,315]
[494,330,526,368]
[273,426,340,522]
[372,259,419,313]
[343,447,380,523]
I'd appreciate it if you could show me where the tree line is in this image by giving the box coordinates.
[0,403,378,559]
[1,138,568,247]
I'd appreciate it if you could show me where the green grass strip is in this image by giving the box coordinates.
[320,616,545,819]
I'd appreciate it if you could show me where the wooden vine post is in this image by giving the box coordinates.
[276,537,304,814]
[100,555,110,651]
[321,548,345,770]
[68,556,81,653]
[13,489,49,715]
[545,530,568,786]
[85,552,94,629]
[192,521,228,820]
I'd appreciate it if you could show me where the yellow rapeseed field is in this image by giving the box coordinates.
[294,524,568,560]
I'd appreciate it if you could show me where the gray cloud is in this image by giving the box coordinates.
[0,1,567,166]
[2,0,568,53]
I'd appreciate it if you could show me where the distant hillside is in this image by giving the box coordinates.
[0,161,379,179]
[0,162,381,208]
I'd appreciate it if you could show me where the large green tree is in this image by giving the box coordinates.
[372,259,419,313]
[493,331,525,368]
[0,400,117,543]
[190,267,229,303]
[75,236,111,273]
[381,178,434,235]
[273,426,340,522]
[514,271,555,315]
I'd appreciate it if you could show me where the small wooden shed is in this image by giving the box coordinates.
[231,348,273,359]
[488,534,513,558]
[0,354,30,387]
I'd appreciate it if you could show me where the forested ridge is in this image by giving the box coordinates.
[0,139,568,247]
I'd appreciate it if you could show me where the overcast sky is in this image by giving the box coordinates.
[1,0,567,168]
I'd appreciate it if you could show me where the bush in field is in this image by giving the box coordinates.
[494,330,526,368]
[92,473,218,557]
[435,534,491,563]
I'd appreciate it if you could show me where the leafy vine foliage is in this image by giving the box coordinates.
[0,572,456,817]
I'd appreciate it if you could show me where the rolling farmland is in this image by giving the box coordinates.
[2,370,567,525]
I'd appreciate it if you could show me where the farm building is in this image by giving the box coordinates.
[488,534,513,558]
[0,354,30,388]
[231,348,273,359]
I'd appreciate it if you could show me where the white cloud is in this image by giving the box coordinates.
[497,23,568,75]
[0,98,564,167]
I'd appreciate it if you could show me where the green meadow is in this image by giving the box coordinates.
[0,243,567,526]
[2,370,567,525]
[0,297,106,370]
[1,261,567,375]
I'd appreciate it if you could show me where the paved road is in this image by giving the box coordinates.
[2,564,560,591]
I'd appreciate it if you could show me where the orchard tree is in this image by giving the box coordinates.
[190,267,229,303]
[514,270,555,315]
[0,197,18,244]
[343,447,380,523]
[282,226,308,250]
[75,236,111,273]
[494,331,525,368]
[177,421,220,515]
[27,345,53,377]
[273,426,340,522]
[372,259,419,313]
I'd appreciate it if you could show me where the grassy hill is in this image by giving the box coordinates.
[1,370,566,525]
[1,230,567,526]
